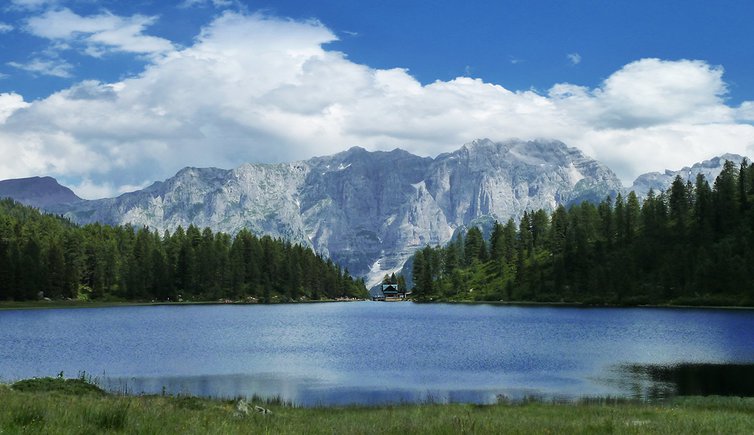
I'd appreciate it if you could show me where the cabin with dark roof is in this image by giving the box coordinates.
[380,283,407,300]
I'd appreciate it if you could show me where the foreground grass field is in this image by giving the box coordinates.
[1,378,753,434]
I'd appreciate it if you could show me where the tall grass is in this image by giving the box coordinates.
[1,377,753,434]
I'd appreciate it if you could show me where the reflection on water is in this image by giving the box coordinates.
[101,373,517,406]
[109,363,754,405]
[613,363,754,399]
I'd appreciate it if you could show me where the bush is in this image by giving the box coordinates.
[11,376,106,396]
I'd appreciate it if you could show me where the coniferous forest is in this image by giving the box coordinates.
[411,160,754,306]
[0,199,367,302]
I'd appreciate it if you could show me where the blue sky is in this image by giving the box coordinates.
[1,0,753,198]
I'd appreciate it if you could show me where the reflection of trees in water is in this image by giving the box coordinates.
[616,363,754,399]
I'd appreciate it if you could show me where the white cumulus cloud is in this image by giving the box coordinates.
[1,12,753,198]
[0,93,30,123]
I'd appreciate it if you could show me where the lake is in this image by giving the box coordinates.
[1,302,753,406]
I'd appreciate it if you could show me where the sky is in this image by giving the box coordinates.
[1,0,753,199]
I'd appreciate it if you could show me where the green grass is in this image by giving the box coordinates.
[11,376,106,396]
[1,378,753,434]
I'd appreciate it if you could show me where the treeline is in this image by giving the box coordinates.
[412,160,754,306]
[0,200,367,302]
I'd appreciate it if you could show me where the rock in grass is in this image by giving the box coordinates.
[254,405,271,415]
[234,399,249,417]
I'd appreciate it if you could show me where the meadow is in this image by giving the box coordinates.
[1,377,752,434]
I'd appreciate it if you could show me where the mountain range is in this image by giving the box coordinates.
[0,139,747,288]
[628,153,748,200]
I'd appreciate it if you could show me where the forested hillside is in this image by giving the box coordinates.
[411,160,754,306]
[0,200,367,302]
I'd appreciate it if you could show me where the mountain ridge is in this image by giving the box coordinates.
[0,176,82,208]
[629,153,748,199]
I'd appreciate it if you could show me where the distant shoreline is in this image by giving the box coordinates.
[426,299,754,311]
[2,298,753,311]
[0,298,364,311]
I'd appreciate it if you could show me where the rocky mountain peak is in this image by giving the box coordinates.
[629,153,749,199]
[0,176,81,208]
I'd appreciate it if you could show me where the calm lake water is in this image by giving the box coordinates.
[1,302,753,406]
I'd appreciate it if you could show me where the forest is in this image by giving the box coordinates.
[411,159,754,306]
[0,200,367,302]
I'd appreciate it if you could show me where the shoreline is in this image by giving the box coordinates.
[2,298,754,311]
[0,298,365,311]
[428,299,754,311]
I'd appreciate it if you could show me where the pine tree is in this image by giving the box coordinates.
[411,248,424,294]
[489,221,505,260]
[669,175,690,238]
[46,240,66,299]
[464,227,485,265]
[713,160,739,234]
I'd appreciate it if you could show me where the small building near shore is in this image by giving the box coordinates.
[381,283,407,300]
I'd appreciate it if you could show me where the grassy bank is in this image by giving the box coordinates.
[1,378,753,434]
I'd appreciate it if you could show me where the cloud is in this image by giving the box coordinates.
[8,57,74,78]
[0,23,13,33]
[508,56,524,65]
[7,0,58,10]
[738,101,754,122]
[1,12,753,197]
[68,178,151,200]
[0,93,30,123]
[567,52,581,65]
[550,59,732,129]
[180,0,235,8]
[25,8,174,57]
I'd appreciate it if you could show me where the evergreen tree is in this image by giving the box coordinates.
[489,221,505,260]
[669,175,690,238]
[46,240,66,299]
[713,160,739,234]
[463,227,485,265]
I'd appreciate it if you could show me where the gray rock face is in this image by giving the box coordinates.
[0,176,81,208]
[58,164,312,246]
[21,139,624,287]
[426,139,621,225]
[629,153,748,200]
